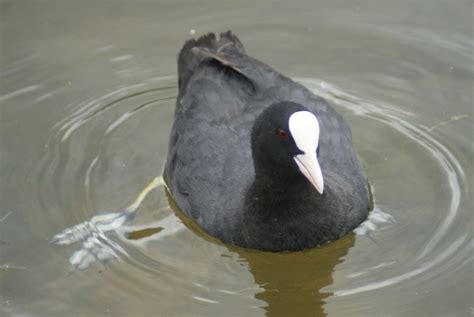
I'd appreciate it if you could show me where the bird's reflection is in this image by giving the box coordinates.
[228,235,354,317]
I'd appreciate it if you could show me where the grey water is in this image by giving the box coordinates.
[1,0,473,316]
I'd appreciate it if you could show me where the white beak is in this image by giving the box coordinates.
[294,152,324,194]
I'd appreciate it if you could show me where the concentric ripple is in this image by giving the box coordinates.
[39,75,183,271]
[4,60,470,316]
[1,1,472,316]
[297,79,470,303]
[47,75,469,277]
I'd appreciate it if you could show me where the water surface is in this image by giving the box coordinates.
[1,1,472,316]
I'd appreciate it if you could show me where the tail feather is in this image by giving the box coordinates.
[177,31,245,91]
[217,30,245,53]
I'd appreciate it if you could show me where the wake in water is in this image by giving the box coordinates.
[52,176,393,270]
[50,78,405,271]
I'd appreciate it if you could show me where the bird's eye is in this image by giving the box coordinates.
[278,128,288,141]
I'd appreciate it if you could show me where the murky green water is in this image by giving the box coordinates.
[1,1,472,316]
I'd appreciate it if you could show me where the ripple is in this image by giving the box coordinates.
[299,78,464,257]
[41,76,179,271]
[45,74,469,315]
[110,55,133,63]
[298,78,468,298]
[335,234,467,296]
[0,84,41,102]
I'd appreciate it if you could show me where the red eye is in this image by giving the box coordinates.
[278,128,288,141]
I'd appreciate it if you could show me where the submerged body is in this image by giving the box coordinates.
[165,31,369,251]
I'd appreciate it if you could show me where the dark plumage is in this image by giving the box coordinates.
[164,31,369,251]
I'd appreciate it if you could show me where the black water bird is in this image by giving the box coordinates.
[164,31,369,251]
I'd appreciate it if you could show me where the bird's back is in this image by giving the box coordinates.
[166,32,261,243]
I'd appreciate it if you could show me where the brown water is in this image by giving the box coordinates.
[1,1,473,316]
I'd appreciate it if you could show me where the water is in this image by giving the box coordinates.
[1,1,472,316]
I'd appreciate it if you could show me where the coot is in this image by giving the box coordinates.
[164,31,369,252]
